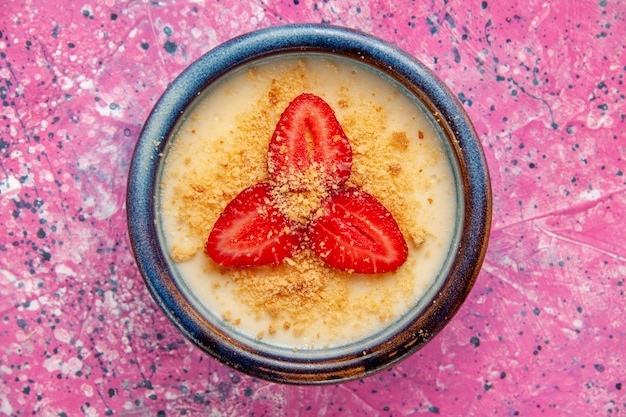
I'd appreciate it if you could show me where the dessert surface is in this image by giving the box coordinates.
[159,56,456,347]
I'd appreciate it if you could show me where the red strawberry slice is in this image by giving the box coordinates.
[206,183,303,267]
[267,93,352,191]
[307,187,408,274]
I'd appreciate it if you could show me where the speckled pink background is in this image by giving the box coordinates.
[1,0,625,416]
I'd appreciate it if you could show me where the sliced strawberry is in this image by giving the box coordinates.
[267,93,352,191]
[307,187,408,274]
[206,183,303,267]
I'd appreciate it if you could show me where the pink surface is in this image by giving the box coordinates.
[1,0,625,415]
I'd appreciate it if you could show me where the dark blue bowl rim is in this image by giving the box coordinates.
[127,24,492,385]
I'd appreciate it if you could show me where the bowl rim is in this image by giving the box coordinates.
[127,23,492,385]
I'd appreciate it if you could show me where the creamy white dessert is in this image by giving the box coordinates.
[157,54,459,349]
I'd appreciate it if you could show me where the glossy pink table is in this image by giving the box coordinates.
[1,1,624,415]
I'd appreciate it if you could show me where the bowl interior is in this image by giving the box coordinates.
[127,24,491,384]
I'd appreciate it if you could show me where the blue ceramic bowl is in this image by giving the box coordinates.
[127,24,491,384]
